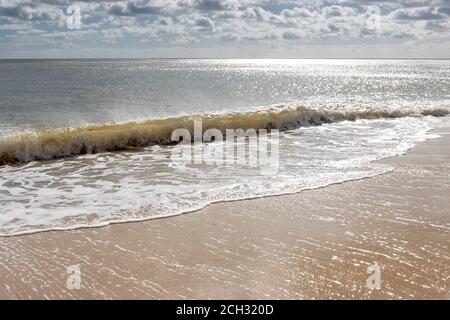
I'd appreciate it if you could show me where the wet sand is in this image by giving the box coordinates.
[0,130,449,299]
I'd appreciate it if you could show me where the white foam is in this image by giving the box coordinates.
[0,116,446,236]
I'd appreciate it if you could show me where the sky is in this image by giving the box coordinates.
[0,0,449,58]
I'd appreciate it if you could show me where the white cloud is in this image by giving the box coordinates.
[0,0,449,57]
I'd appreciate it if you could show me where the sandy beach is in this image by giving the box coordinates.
[1,0,450,305]
[0,128,449,300]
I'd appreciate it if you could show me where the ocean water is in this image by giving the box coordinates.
[0,59,449,235]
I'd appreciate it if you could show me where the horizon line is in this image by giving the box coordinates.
[0,57,449,60]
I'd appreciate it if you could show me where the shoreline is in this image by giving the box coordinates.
[0,128,449,299]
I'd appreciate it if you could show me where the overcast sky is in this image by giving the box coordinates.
[0,0,449,58]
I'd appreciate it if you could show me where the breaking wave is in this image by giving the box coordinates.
[1,105,449,166]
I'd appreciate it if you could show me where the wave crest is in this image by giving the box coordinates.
[1,106,449,166]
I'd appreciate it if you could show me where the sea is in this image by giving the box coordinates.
[0,59,449,235]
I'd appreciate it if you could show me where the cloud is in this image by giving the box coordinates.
[0,2,64,21]
[127,0,163,14]
[437,7,450,15]
[282,30,302,40]
[106,0,168,16]
[192,0,238,11]
[391,7,446,20]
[108,3,134,17]
[281,7,316,18]
[322,5,355,18]
[0,0,449,58]
[194,16,214,30]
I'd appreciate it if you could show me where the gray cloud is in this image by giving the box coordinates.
[194,16,214,30]
[437,7,450,15]
[0,2,63,21]
[392,7,446,20]
[192,0,237,11]
[322,5,355,18]
[106,1,166,16]
[282,30,301,40]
